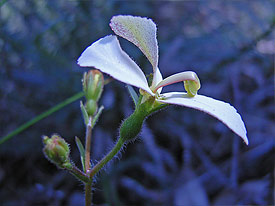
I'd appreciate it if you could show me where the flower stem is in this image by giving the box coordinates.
[68,165,90,183]
[84,118,93,206]
[85,181,93,206]
[85,119,92,173]
[89,138,125,178]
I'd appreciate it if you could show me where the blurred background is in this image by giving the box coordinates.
[0,0,274,205]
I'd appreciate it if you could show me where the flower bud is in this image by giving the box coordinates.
[86,99,97,116]
[83,70,104,102]
[42,134,72,169]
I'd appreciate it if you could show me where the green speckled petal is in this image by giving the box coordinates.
[110,15,158,71]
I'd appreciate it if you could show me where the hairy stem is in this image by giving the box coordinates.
[68,165,90,183]
[85,181,93,206]
[89,138,125,178]
[84,118,93,205]
[85,119,92,173]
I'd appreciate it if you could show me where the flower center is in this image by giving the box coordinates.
[152,71,201,97]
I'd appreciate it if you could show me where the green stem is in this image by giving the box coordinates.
[85,119,92,173]
[89,138,125,178]
[0,91,85,145]
[85,181,93,206]
[68,165,90,183]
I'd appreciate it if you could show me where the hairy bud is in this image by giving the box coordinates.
[42,134,72,169]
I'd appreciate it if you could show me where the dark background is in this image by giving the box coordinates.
[0,1,274,205]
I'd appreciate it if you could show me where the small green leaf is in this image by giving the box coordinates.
[127,85,139,107]
[75,136,86,172]
[80,101,89,125]
[91,105,104,128]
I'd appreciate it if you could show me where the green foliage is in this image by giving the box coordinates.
[0,92,85,145]
[80,101,89,125]
[127,85,139,107]
[75,136,86,172]
[91,105,104,128]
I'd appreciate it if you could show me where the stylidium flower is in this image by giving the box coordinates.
[77,15,248,145]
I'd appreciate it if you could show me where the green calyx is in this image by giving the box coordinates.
[120,95,164,142]
[120,107,147,142]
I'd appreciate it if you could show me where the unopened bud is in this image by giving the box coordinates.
[83,70,104,102]
[42,134,72,169]
[86,99,97,116]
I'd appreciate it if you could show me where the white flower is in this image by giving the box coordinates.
[77,15,248,145]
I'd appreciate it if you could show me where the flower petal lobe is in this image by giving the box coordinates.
[110,15,158,71]
[159,92,248,144]
[77,35,153,95]
[152,67,163,93]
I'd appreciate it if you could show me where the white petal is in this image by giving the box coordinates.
[152,67,163,93]
[110,15,158,71]
[158,92,248,144]
[77,35,154,96]
[154,71,200,93]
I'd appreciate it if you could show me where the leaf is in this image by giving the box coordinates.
[91,105,104,128]
[80,101,89,125]
[75,136,86,172]
[0,91,85,145]
[159,92,248,144]
[77,35,154,96]
[126,85,138,107]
